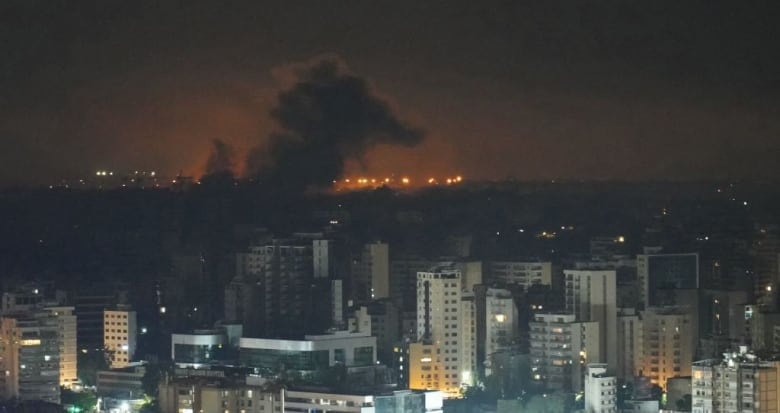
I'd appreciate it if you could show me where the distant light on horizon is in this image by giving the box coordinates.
[332,174,462,190]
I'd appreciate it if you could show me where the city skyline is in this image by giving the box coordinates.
[4,2,780,412]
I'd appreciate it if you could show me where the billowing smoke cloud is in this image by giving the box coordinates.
[246,58,424,192]
[204,139,236,176]
[200,139,236,186]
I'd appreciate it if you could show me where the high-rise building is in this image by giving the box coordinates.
[584,363,617,413]
[227,239,322,337]
[571,258,637,310]
[0,314,60,404]
[1,287,47,313]
[443,234,473,258]
[409,342,444,396]
[487,261,552,289]
[455,261,483,294]
[394,341,411,390]
[529,313,600,391]
[331,279,346,329]
[355,242,390,300]
[701,289,750,343]
[751,227,780,308]
[360,299,400,365]
[639,306,693,390]
[484,288,518,361]
[616,308,643,382]
[45,306,78,388]
[390,254,434,313]
[565,270,618,371]
[460,292,477,387]
[313,239,336,280]
[589,236,629,262]
[773,325,780,353]
[693,347,780,413]
[750,310,780,352]
[637,251,699,308]
[74,287,126,352]
[409,268,470,398]
[0,290,78,389]
[103,308,137,368]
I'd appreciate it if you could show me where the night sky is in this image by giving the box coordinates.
[1,1,779,186]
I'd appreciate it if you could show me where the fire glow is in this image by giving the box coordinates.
[333,175,463,190]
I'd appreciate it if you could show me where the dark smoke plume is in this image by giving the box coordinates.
[201,139,236,186]
[246,58,424,192]
[204,139,236,176]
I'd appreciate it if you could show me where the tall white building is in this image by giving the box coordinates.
[565,269,617,371]
[529,313,600,391]
[693,347,780,413]
[46,306,78,388]
[455,261,483,293]
[103,308,137,368]
[484,288,518,360]
[640,306,693,390]
[584,363,617,413]
[409,268,469,398]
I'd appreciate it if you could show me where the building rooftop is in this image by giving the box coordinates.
[421,265,459,275]
[694,347,780,368]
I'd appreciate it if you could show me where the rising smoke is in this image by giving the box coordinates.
[200,138,237,187]
[245,58,424,192]
[204,138,236,176]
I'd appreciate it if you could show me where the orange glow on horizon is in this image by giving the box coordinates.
[329,174,463,191]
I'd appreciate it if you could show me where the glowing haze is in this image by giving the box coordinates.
[241,58,423,192]
[1,1,779,186]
